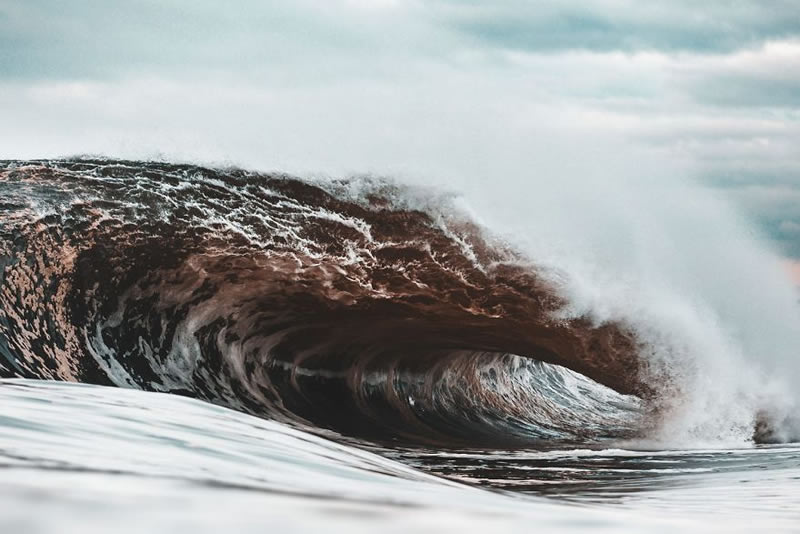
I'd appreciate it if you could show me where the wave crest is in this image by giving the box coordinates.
[8,158,773,446]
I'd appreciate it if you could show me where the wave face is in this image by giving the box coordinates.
[0,159,649,446]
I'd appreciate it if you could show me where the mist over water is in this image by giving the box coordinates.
[327,141,800,445]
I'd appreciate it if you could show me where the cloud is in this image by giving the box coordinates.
[3,0,800,82]
[779,220,800,235]
[1,1,799,261]
[718,184,800,258]
[431,0,800,53]
[0,1,462,81]
[676,40,800,108]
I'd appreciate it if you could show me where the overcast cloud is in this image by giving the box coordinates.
[1,0,799,258]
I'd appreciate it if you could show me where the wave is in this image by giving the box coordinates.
[0,159,795,446]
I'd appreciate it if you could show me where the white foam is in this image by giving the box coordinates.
[337,145,800,446]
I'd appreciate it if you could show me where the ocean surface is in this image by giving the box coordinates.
[1,160,799,532]
[1,380,798,533]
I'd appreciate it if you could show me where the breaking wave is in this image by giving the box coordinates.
[0,159,796,447]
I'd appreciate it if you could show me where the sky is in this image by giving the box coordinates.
[1,0,799,267]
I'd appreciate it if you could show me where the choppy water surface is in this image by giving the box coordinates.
[1,380,797,533]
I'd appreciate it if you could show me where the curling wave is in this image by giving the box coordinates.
[1,158,794,446]
[0,159,649,446]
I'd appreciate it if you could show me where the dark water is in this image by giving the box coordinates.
[0,159,798,532]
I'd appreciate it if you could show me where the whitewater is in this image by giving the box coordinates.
[1,158,799,532]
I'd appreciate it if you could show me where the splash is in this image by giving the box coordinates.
[0,158,797,446]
